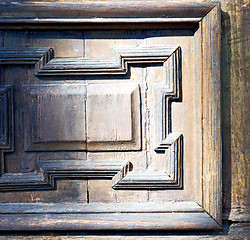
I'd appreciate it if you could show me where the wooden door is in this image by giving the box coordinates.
[0,1,221,231]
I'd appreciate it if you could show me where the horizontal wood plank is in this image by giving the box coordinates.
[0,1,217,19]
[0,202,204,214]
[0,202,220,230]
[0,1,218,29]
[0,212,220,230]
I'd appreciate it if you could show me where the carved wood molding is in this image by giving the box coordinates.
[0,1,217,30]
[112,47,183,189]
[0,160,129,191]
[112,133,182,189]
[0,46,182,190]
[0,48,53,64]
[35,46,178,75]
[0,46,178,75]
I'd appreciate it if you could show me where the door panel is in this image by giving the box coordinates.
[0,1,221,231]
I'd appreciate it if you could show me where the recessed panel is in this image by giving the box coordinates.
[0,86,12,149]
[87,83,141,151]
[23,84,86,151]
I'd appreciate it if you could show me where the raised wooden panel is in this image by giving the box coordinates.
[87,83,141,151]
[23,84,86,151]
[0,86,13,149]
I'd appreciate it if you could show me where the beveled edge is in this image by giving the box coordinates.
[200,2,222,226]
[0,202,221,230]
[0,1,219,29]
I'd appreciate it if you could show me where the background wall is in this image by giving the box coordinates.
[220,0,249,222]
[0,0,249,239]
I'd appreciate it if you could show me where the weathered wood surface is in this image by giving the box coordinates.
[0,86,13,150]
[0,46,185,191]
[0,0,247,236]
[23,84,87,151]
[0,160,130,190]
[35,46,178,75]
[0,201,220,231]
[0,0,230,233]
[0,1,216,29]
[0,201,203,213]
[112,134,183,189]
[86,83,141,151]
[220,0,249,223]
[201,3,222,225]
[0,48,53,64]
[0,213,220,231]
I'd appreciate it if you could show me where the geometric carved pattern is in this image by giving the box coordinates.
[0,46,182,191]
[35,46,179,76]
[0,1,222,230]
[0,160,129,191]
[112,133,182,189]
[112,48,183,189]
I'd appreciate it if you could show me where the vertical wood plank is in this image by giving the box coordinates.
[202,3,222,224]
[193,22,203,207]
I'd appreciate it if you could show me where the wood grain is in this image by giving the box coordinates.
[0,212,220,231]
[220,0,249,223]
[0,0,223,232]
[0,202,220,230]
[0,48,53,64]
[35,46,179,75]
[112,134,182,189]
[201,3,222,225]
[87,83,141,151]
[0,201,203,214]
[3,31,84,58]
[23,84,87,151]
[0,86,12,149]
[0,1,217,30]
[0,160,129,191]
